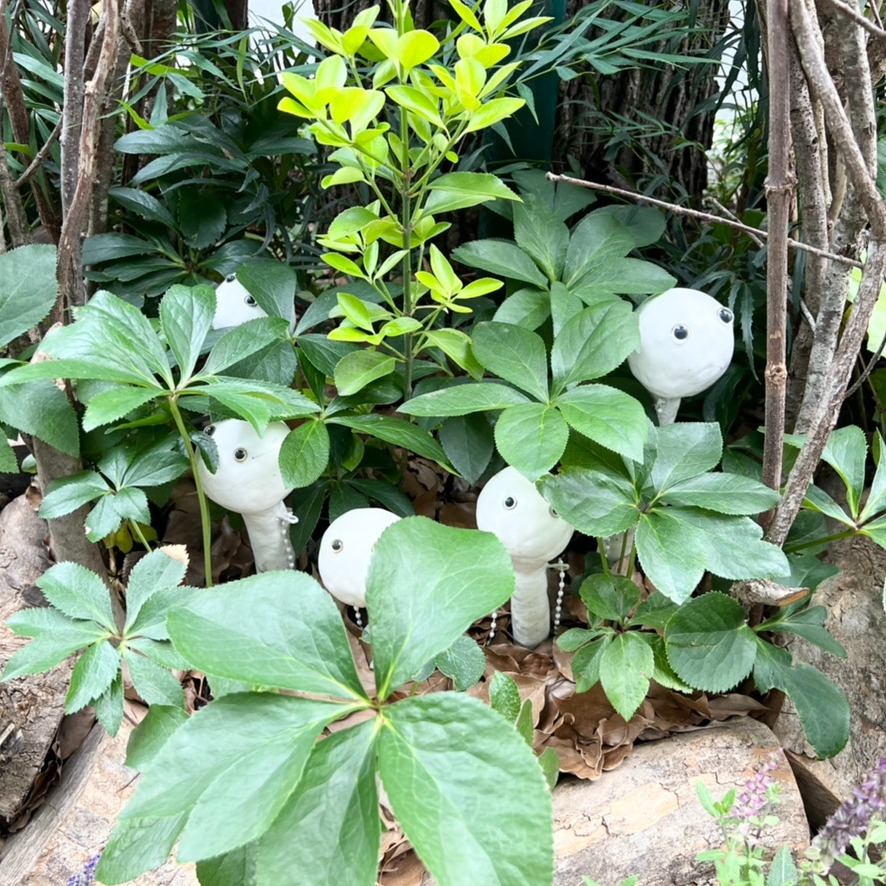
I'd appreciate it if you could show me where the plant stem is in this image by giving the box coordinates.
[128,519,153,552]
[784,527,857,554]
[168,397,214,587]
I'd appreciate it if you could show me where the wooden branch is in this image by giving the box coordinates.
[14,120,62,189]
[819,0,886,40]
[58,0,121,312]
[0,136,30,248]
[545,172,863,269]
[60,0,90,215]
[761,0,794,501]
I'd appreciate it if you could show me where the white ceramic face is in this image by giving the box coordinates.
[318,508,402,608]
[475,466,573,564]
[627,287,735,400]
[196,419,292,514]
[212,274,269,329]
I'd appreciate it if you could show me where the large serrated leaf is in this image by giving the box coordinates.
[279,420,330,489]
[635,510,708,603]
[556,384,647,462]
[472,321,549,401]
[379,694,553,886]
[168,571,368,700]
[0,243,57,347]
[37,561,117,627]
[539,467,639,538]
[494,402,568,480]
[665,592,758,692]
[398,382,530,417]
[648,422,723,491]
[662,472,781,514]
[160,284,215,381]
[368,518,513,699]
[599,633,653,721]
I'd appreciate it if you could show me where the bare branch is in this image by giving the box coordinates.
[545,172,862,269]
[819,0,886,40]
[14,119,62,189]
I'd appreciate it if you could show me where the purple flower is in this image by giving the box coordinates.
[65,853,100,886]
[807,756,886,872]
[732,752,780,824]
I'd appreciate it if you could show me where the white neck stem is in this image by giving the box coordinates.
[242,501,296,573]
[510,561,550,648]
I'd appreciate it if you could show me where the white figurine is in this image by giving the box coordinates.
[318,508,401,623]
[212,273,269,329]
[475,467,573,648]
[196,419,297,573]
[627,287,735,425]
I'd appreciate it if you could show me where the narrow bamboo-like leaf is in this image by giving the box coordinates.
[557,384,647,462]
[538,467,639,538]
[368,517,513,699]
[168,571,368,700]
[472,321,549,401]
[379,694,553,886]
[494,403,568,480]
[66,640,121,712]
[665,592,758,693]
[398,383,530,417]
[254,719,380,886]
[279,420,330,489]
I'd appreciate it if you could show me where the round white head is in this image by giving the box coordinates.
[212,273,269,329]
[627,287,735,400]
[318,508,401,608]
[475,466,573,566]
[197,419,292,514]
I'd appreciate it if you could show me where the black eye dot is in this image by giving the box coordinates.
[503,496,517,509]
[719,308,734,324]
[331,538,344,553]
[204,425,216,436]
[244,295,257,306]
[672,325,689,341]
[549,506,558,518]
[225,274,236,282]
[233,448,248,462]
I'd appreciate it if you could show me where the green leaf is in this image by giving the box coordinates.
[538,467,639,538]
[99,695,350,879]
[649,422,723,491]
[752,640,849,759]
[820,425,867,518]
[472,321,549,401]
[513,198,569,282]
[494,288,550,330]
[757,606,846,659]
[40,471,109,519]
[168,571,368,700]
[124,650,184,707]
[330,414,450,467]
[0,244,57,347]
[802,484,856,527]
[861,513,886,547]
[398,383,530,417]
[81,385,162,431]
[563,212,634,288]
[538,747,559,791]
[452,240,548,287]
[367,517,514,699]
[489,670,522,722]
[860,430,886,522]
[550,302,639,390]
[1,621,108,680]
[557,384,647,462]
[66,640,121,712]
[203,318,291,376]
[0,380,80,456]
[435,634,486,690]
[439,413,493,484]
[464,97,525,133]
[599,633,654,721]
[253,719,380,886]
[579,573,640,624]
[662,473,781,514]
[126,705,189,772]
[38,561,117,627]
[334,350,397,396]
[279,420,330,489]
[426,172,520,215]
[379,694,553,885]
[0,438,16,473]
[673,509,791,582]
[159,284,215,380]
[572,636,610,692]
[515,698,534,745]
[636,510,708,603]
[94,672,124,736]
[195,845,257,886]
[494,403,568,480]
[665,592,758,692]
